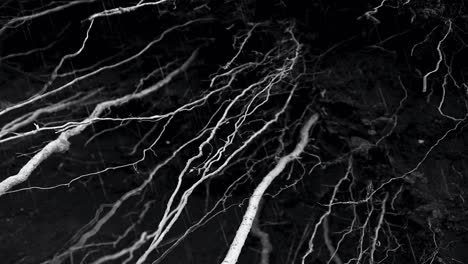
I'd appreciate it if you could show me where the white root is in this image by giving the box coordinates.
[221,113,319,264]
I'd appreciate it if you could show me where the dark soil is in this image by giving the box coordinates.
[1,0,468,263]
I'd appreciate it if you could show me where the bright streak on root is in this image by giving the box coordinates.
[422,20,452,93]
[223,22,265,70]
[358,0,388,24]
[0,0,97,36]
[323,216,343,264]
[40,19,95,94]
[87,1,170,20]
[301,157,352,264]
[0,49,198,197]
[250,200,273,264]
[221,113,319,264]
[370,193,389,264]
